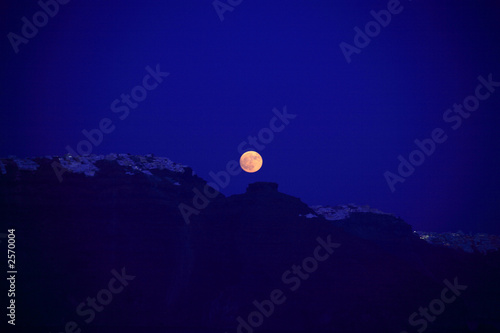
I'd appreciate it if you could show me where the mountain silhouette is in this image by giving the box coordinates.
[0,154,499,333]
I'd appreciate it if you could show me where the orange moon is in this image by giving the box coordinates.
[239,151,263,173]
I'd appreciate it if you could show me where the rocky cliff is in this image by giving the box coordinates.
[0,154,499,333]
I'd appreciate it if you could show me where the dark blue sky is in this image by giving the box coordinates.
[1,0,500,233]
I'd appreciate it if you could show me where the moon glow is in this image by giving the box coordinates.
[240,151,263,173]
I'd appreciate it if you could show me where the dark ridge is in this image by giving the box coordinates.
[0,155,499,332]
[246,181,279,193]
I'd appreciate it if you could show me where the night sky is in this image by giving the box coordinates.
[1,0,500,234]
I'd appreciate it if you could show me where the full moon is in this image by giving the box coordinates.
[240,151,263,173]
